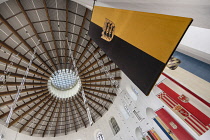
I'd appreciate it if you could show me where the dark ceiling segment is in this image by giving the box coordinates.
[0,14,53,74]
[0,89,48,107]
[0,57,48,79]
[73,8,88,58]
[69,99,77,132]
[0,93,48,119]
[16,0,57,71]
[80,61,114,77]
[81,77,121,83]
[54,101,62,137]
[42,0,61,70]
[84,91,113,104]
[65,0,69,69]
[80,68,120,79]
[76,39,92,66]
[31,97,55,136]
[72,97,86,128]
[0,86,47,96]
[8,94,50,127]
[78,47,100,70]
[0,40,51,76]
[42,99,59,137]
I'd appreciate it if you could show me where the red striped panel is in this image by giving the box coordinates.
[157,92,209,135]
[156,108,194,140]
[158,83,210,126]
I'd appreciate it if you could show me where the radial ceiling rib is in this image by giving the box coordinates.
[65,0,69,69]
[84,91,113,104]
[16,0,58,71]
[31,98,56,136]
[54,101,62,137]
[83,84,113,88]
[0,70,47,83]
[0,86,47,96]
[42,0,61,70]
[0,41,51,76]
[0,57,48,79]
[0,82,47,86]
[42,100,59,137]
[78,95,102,117]
[0,89,48,107]
[0,93,48,119]
[84,93,108,111]
[83,87,116,96]
[80,61,114,77]
[73,8,88,58]
[81,68,120,79]
[64,101,67,135]
[76,39,92,66]
[19,95,51,133]
[8,94,50,127]
[81,77,121,83]
[72,97,86,128]
[80,54,106,73]
[69,99,77,132]
[0,14,53,73]
[75,96,95,123]
[78,47,100,70]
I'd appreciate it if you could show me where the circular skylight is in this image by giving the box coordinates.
[51,69,78,90]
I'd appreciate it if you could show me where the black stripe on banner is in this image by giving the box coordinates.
[88,22,165,95]
[147,131,155,140]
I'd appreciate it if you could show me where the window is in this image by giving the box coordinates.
[110,117,120,135]
[96,131,104,140]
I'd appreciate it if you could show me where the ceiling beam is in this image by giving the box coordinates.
[80,61,113,77]
[0,41,51,76]
[78,47,100,70]
[0,89,48,107]
[65,0,69,69]
[0,93,48,119]
[84,94,108,111]
[0,86,47,96]
[16,0,57,71]
[42,0,61,69]
[84,91,113,104]
[72,97,86,128]
[80,54,106,73]
[73,8,88,58]
[0,14,53,73]
[54,101,62,137]
[42,100,59,137]
[80,68,121,79]
[69,99,77,132]
[31,98,56,136]
[0,70,48,83]
[0,57,48,79]
[0,82,47,86]
[83,87,117,96]
[64,101,67,135]
[8,95,51,127]
[76,39,92,66]
[81,77,121,83]
[82,84,113,88]
[75,96,95,123]
[78,95,102,117]
[19,94,51,132]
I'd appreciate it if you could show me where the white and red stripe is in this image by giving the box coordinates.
[157,92,209,136]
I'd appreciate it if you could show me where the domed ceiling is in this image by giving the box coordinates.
[0,0,121,137]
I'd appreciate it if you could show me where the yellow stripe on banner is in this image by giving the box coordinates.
[156,117,179,140]
[91,6,192,63]
[151,130,162,140]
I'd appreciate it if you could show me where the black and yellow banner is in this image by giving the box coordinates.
[88,6,192,95]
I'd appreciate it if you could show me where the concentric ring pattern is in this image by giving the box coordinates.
[0,0,121,137]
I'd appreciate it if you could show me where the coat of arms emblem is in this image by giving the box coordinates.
[178,94,189,103]
[101,18,115,42]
